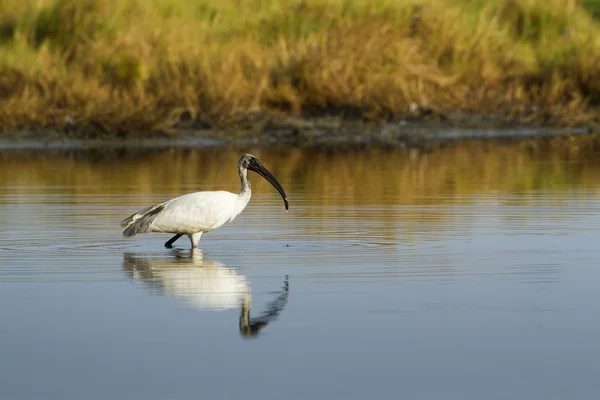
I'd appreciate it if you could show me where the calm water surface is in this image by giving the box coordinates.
[1,145,600,399]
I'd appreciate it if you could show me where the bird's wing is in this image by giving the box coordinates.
[121,203,167,236]
[150,191,238,233]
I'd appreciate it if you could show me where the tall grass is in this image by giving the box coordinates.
[1,0,600,136]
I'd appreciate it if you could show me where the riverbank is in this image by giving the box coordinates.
[1,0,600,138]
[0,114,595,150]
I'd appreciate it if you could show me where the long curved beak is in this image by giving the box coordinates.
[249,164,289,210]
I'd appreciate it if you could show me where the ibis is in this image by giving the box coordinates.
[121,154,288,249]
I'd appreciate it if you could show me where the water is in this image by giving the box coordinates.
[1,144,600,399]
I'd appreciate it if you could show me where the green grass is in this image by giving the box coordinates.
[1,0,600,136]
[583,0,600,17]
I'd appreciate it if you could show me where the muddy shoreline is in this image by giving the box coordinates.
[0,114,593,150]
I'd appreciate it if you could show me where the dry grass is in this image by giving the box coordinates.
[1,0,600,136]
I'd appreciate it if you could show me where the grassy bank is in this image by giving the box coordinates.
[1,0,600,137]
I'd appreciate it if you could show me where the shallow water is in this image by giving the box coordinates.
[1,144,600,400]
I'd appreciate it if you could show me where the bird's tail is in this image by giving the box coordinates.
[121,204,165,237]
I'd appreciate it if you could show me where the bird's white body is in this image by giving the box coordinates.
[150,191,251,234]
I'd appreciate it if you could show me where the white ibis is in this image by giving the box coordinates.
[121,154,289,249]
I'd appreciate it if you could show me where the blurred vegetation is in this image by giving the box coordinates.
[583,0,600,17]
[1,0,600,136]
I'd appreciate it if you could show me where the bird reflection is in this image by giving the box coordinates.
[122,249,289,338]
[239,275,289,339]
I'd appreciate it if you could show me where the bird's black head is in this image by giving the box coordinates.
[238,153,260,171]
[238,153,289,211]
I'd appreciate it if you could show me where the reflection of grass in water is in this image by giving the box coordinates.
[1,0,600,133]
[1,139,600,209]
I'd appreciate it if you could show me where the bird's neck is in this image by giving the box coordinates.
[237,168,252,216]
[239,167,251,196]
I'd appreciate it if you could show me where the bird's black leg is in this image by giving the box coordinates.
[165,234,183,248]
